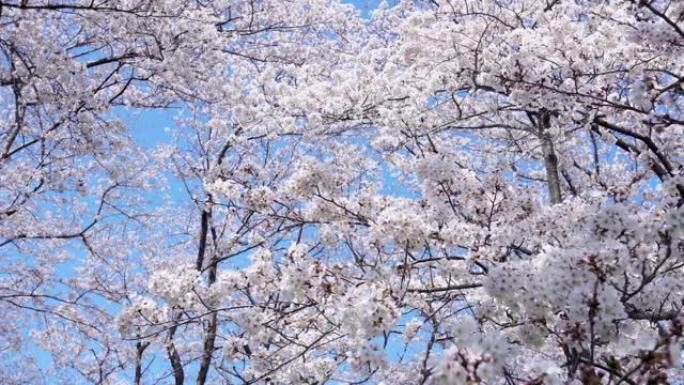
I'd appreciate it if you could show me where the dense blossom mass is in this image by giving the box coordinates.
[0,0,683,384]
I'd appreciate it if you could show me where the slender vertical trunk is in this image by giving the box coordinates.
[536,109,563,204]
[196,198,217,385]
[195,208,210,271]
[167,322,185,385]
[135,341,148,385]
[197,260,218,385]
[541,132,562,204]
[161,199,216,385]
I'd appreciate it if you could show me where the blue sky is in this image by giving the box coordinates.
[346,0,391,16]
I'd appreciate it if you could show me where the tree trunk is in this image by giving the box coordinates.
[196,200,218,385]
[537,109,563,204]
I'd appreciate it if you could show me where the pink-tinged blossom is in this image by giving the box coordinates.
[1,0,683,384]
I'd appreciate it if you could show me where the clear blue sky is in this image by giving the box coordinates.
[345,0,389,16]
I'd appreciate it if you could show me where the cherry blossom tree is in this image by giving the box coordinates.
[0,0,361,383]
[2,0,684,384]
